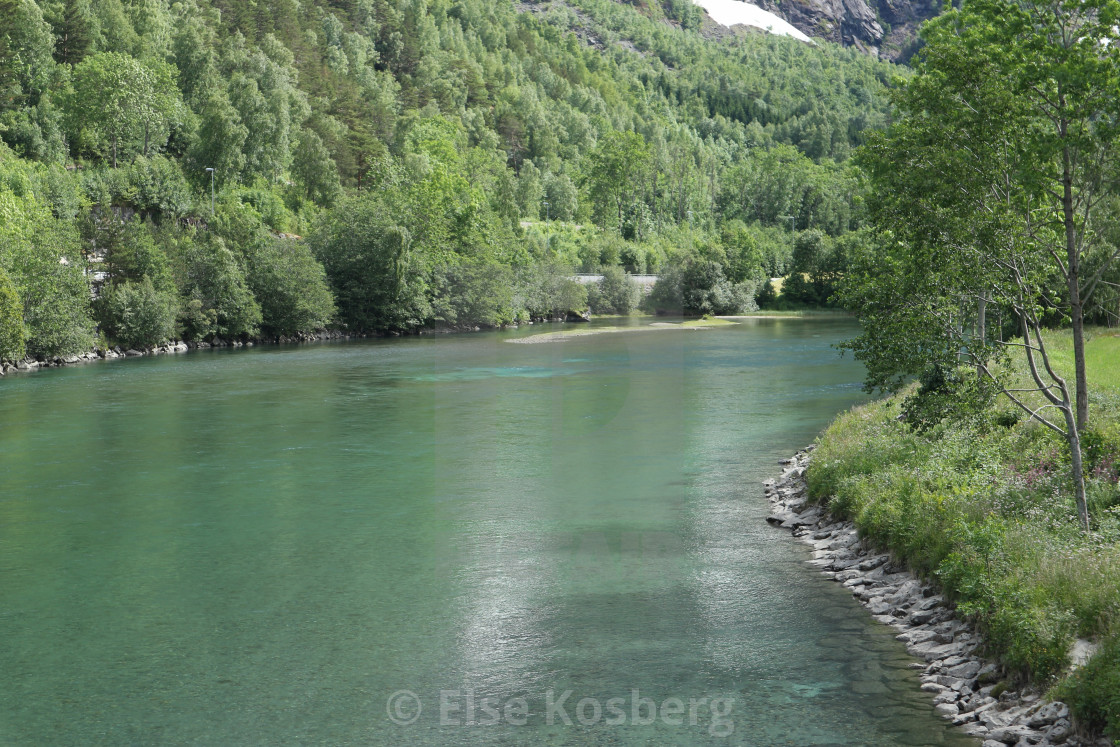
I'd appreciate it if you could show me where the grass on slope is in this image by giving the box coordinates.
[807,329,1120,741]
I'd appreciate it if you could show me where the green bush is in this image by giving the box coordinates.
[588,266,639,314]
[167,233,261,340]
[1054,633,1120,741]
[430,258,514,327]
[245,239,335,337]
[807,381,1120,690]
[645,258,757,315]
[0,266,26,361]
[98,278,178,349]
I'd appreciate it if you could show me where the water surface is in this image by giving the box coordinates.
[0,318,976,745]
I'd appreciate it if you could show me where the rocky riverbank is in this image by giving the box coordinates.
[766,446,1107,747]
[0,321,572,376]
[0,330,352,375]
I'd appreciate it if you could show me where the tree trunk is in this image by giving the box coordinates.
[111,135,117,169]
[976,292,987,379]
[1062,143,1089,430]
[1060,399,1091,532]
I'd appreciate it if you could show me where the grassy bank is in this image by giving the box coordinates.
[806,330,1120,742]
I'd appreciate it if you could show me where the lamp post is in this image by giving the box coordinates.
[781,214,795,234]
[205,167,215,216]
[542,200,549,222]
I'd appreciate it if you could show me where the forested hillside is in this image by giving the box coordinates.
[0,0,897,359]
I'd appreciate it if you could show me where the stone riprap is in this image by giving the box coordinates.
[766,447,1107,747]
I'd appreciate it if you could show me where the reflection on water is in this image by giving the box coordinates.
[0,318,976,745]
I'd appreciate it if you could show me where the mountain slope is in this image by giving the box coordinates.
[0,0,901,357]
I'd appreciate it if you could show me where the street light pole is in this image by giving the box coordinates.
[542,200,549,222]
[205,168,215,216]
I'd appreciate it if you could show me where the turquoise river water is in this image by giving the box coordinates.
[0,317,978,746]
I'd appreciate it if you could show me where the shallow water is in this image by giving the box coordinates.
[0,317,977,745]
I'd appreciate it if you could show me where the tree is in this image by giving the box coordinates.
[62,52,181,166]
[310,196,429,331]
[52,0,98,65]
[188,87,248,181]
[0,265,25,361]
[291,129,341,207]
[584,130,653,230]
[98,276,177,349]
[847,0,1120,532]
[245,238,336,337]
[588,265,639,314]
[168,233,261,340]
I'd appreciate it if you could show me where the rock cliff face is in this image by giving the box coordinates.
[755,0,941,61]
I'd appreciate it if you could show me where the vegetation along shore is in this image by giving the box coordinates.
[788,331,1120,745]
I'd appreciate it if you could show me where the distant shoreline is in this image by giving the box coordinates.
[0,311,849,374]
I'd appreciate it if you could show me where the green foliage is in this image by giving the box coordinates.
[900,364,997,433]
[292,129,341,207]
[0,265,26,360]
[0,0,901,350]
[810,330,1120,703]
[516,260,588,320]
[430,258,514,328]
[1055,634,1120,741]
[647,256,757,315]
[584,130,652,231]
[244,238,335,337]
[588,265,638,314]
[311,196,428,331]
[62,52,182,167]
[97,276,177,348]
[167,232,260,340]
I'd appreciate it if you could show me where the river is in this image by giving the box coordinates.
[0,317,976,745]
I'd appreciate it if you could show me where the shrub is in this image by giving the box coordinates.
[0,266,26,361]
[245,239,335,337]
[1054,633,1120,740]
[98,277,178,349]
[645,259,757,315]
[900,364,997,432]
[167,233,261,340]
[588,266,638,314]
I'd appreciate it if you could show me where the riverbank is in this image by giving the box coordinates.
[0,330,354,375]
[790,329,1120,745]
[767,448,1101,746]
[0,319,574,375]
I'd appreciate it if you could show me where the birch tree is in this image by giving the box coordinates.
[845,0,1120,532]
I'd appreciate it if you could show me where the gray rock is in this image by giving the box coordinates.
[933,690,959,705]
[1044,718,1071,743]
[948,661,982,680]
[934,702,959,718]
[987,724,1034,744]
[1029,702,1069,728]
[859,554,890,571]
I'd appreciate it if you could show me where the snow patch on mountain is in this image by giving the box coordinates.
[691,0,813,42]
